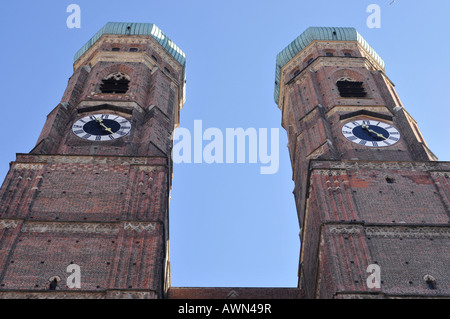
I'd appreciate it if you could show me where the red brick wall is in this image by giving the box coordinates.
[0,221,164,293]
[300,160,450,298]
[0,155,169,222]
[167,287,301,299]
[0,154,169,296]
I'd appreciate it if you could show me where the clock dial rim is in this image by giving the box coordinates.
[341,119,400,147]
[72,114,132,141]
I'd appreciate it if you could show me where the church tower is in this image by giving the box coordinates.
[275,27,449,298]
[0,22,186,299]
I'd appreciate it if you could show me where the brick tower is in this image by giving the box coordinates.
[0,22,186,299]
[275,27,449,299]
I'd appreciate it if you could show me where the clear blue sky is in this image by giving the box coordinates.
[0,0,449,288]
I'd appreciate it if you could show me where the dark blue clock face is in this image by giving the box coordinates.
[83,119,121,136]
[341,119,401,147]
[352,125,389,142]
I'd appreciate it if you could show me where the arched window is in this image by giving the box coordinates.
[100,72,130,94]
[424,275,437,290]
[336,78,367,98]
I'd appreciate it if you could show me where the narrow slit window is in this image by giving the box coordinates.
[111,47,121,52]
[129,48,138,52]
[336,80,367,98]
[100,72,130,94]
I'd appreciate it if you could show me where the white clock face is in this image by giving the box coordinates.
[72,114,131,141]
[341,119,400,147]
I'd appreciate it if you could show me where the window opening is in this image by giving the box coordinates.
[100,72,130,94]
[336,80,367,98]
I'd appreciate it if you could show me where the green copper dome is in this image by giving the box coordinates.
[74,22,186,66]
[74,22,187,103]
[274,27,385,104]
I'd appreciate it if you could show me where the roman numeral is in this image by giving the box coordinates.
[74,130,84,135]
[388,136,399,141]
[96,136,102,141]
[108,135,115,140]
[101,114,109,119]
[362,120,371,125]
[342,130,352,135]
[72,125,83,129]
[359,140,367,146]
[348,136,358,141]
[372,141,378,147]
[82,134,92,139]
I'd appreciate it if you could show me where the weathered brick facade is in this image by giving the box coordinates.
[0,23,185,299]
[276,28,449,299]
[0,24,448,300]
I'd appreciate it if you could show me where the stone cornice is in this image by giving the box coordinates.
[310,159,450,172]
[74,34,184,78]
[13,154,168,167]
[0,220,159,234]
[322,222,450,239]
[0,289,157,299]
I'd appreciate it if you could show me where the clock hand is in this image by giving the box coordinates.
[368,129,387,140]
[362,124,387,140]
[95,118,114,134]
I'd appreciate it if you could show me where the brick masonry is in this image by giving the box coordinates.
[0,30,183,299]
[277,39,449,299]
[1,26,449,300]
[299,160,450,298]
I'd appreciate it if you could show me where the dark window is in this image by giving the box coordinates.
[344,52,352,57]
[307,58,314,65]
[386,176,395,184]
[111,47,120,52]
[151,55,158,62]
[100,72,130,94]
[336,80,367,98]
[49,278,58,290]
[424,275,437,290]
[164,67,171,74]
[129,48,138,52]
[293,70,301,77]
[326,52,334,57]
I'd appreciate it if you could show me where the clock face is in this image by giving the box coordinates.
[341,119,400,147]
[72,114,131,141]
